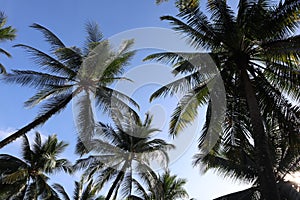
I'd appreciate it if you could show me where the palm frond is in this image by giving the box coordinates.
[170,82,209,136]
[4,70,69,89]
[0,48,11,57]
[36,91,73,118]
[14,44,75,76]
[52,183,71,200]
[30,23,65,51]
[21,135,33,164]
[84,21,103,52]
[160,15,217,49]
[0,63,6,74]
[55,46,82,73]
[74,90,96,143]
[267,0,300,38]
[24,84,73,108]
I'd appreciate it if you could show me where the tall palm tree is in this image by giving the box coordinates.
[0,22,138,148]
[53,177,105,200]
[0,132,72,199]
[144,1,300,199]
[74,112,174,200]
[194,116,300,200]
[0,11,16,74]
[131,170,189,200]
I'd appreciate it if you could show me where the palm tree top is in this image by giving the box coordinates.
[145,1,299,199]
[0,11,16,74]
[0,21,139,149]
[131,169,189,200]
[0,132,72,199]
[74,111,174,200]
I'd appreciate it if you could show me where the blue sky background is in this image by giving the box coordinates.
[0,1,256,199]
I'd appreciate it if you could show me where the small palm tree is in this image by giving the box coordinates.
[145,1,300,199]
[53,177,105,200]
[0,11,16,74]
[0,22,138,148]
[131,170,189,200]
[0,132,72,199]
[74,112,174,200]
[156,0,199,11]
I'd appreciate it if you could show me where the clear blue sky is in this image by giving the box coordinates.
[0,1,252,199]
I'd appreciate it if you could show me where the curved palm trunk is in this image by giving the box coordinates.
[105,161,128,200]
[240,68,280,200]
[0,93,74,149]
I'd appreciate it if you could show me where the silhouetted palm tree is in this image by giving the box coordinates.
[53,177,105,200]
[131,170,189,200]
[0,11,16,74]
[0,22,138,148]
[155,0,198,11]
[0,132,72,199]
[145,1,300,199]
[74,112,174,200]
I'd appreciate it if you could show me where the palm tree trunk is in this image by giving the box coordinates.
[105,161,128,200]
[240,68,280,200]
[0,93,74,149]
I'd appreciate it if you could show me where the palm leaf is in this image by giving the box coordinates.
[53,183,71,200]
[30,23,65,51]
[13,44,75,76]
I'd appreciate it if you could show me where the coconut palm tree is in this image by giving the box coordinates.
[0,11,16,74]
[155,0,199,11]
[0,22,138,148]
[194,116,300,200]
[53,177,105,200]
[144,1,300,199]
[0,132,72,199]
[131,170,189,200]
[74,112,174,200]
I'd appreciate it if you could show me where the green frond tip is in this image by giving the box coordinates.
[176,0,199,11]
[0,63,6,74]
[85,21,104,51]
[156,0,169,5]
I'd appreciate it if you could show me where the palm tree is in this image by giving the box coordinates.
[0,22,138,148]
[0,132,72,199]
[53,177,105,200]
[0,11,16,74]
[144,1,300,199]
[155,0,199,11]
[74,112,174,200]
[131,170,189,200]
[194,116,300,200]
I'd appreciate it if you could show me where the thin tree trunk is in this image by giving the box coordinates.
[240,68,280,200]
[105,161,128,200]
[0,93,74,149]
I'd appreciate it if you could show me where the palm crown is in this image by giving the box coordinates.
[0,22,138,148]
[53,177,106,200]
[0,132,72,199]
[144,0,300,199]
[131,170,189,200]
[74,112,174,200]
[0,11,16,74]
